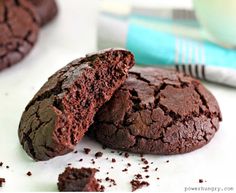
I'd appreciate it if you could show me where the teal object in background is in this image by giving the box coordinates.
[127,20,236,69]
[98,6,236,87]
[127,23,175,65]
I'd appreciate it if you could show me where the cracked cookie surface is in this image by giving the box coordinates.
[31,0,58,26]
[18,49,134,161]
[89,67,222,154]
[0,0,40,71]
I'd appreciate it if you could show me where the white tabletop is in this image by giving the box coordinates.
[0,0,235,192]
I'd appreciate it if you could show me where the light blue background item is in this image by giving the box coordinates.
[127,20,236,69]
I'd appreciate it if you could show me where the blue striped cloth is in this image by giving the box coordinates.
[98,4,236,87]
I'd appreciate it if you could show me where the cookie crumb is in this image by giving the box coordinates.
[199,179,204,183]
[130,179,149,192]
[95,152,103,158]
[166,160,169,163]
[100,185,105,192]
[155,167,158,171]
[124,153,129,158]
[111,158,116,163]
[0,178,6,187]
[26,171,32,176]
[134,174,143,180]
[79,159,83,162]
[141,158,148,165]
[0,162,3,167]
[6,166,9,169]
[74,150,78,154]
[142,166,149,170]
[122,168,128,172]
[84,148,91,154]
[127,163,131,167]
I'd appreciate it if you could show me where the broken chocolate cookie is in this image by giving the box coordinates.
[18,48,134,161]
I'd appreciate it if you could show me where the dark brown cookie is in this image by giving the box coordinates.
[0,0,40,71]
[18,49,134,161]
[30,0,58,26]
[57,167,103,192]
[89,67,222,155]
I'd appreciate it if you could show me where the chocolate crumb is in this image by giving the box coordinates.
[0,178,6,187]
[106,172,109,175]
[155,167,158,171]
[26,171,32,176]
[166,160,169,163]
[122,168,128,172]
[151,162,153,164]
[119,152,123,156]
[79,159,83,162]
[6,166,9,169]
[145,175,149,178]
[111,158,116,163]
[157,177,160,180]
[199,179,204,183]
[130,179,149,192]
[100,185,105,192]
[74,150,78,154]
[91,159,95,164]
[0,162,3,167]
[144,169,148,172]
[95,152,103,158]
[135,174,142,180]
[106,157,108,160]
[67,163,72,166]
[141,158,148,164]
[127,163,131,167]
[142,166,149,170]
[111,166,114,169]
[105,177,116,186]
[124,153,129,158]
[84,148,91,154]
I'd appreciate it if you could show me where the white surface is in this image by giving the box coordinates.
[0,0,236,192]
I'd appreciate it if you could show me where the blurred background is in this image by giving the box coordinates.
[98,0,236,87]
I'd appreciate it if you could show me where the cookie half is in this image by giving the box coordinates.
[30,0,58,26]
[90,67,222,155]
[0,0,40,71]
[18,49,134,161]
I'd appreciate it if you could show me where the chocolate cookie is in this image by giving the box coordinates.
[30,0,58,26]
[89,67,222,155]
[57,167,103,192]
[18,49,134,161]
[0,0,40,71]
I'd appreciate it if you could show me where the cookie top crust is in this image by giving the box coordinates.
[90,67,222,155]
[0,0,40,71]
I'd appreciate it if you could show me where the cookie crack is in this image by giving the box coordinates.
[129,72,150,84]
